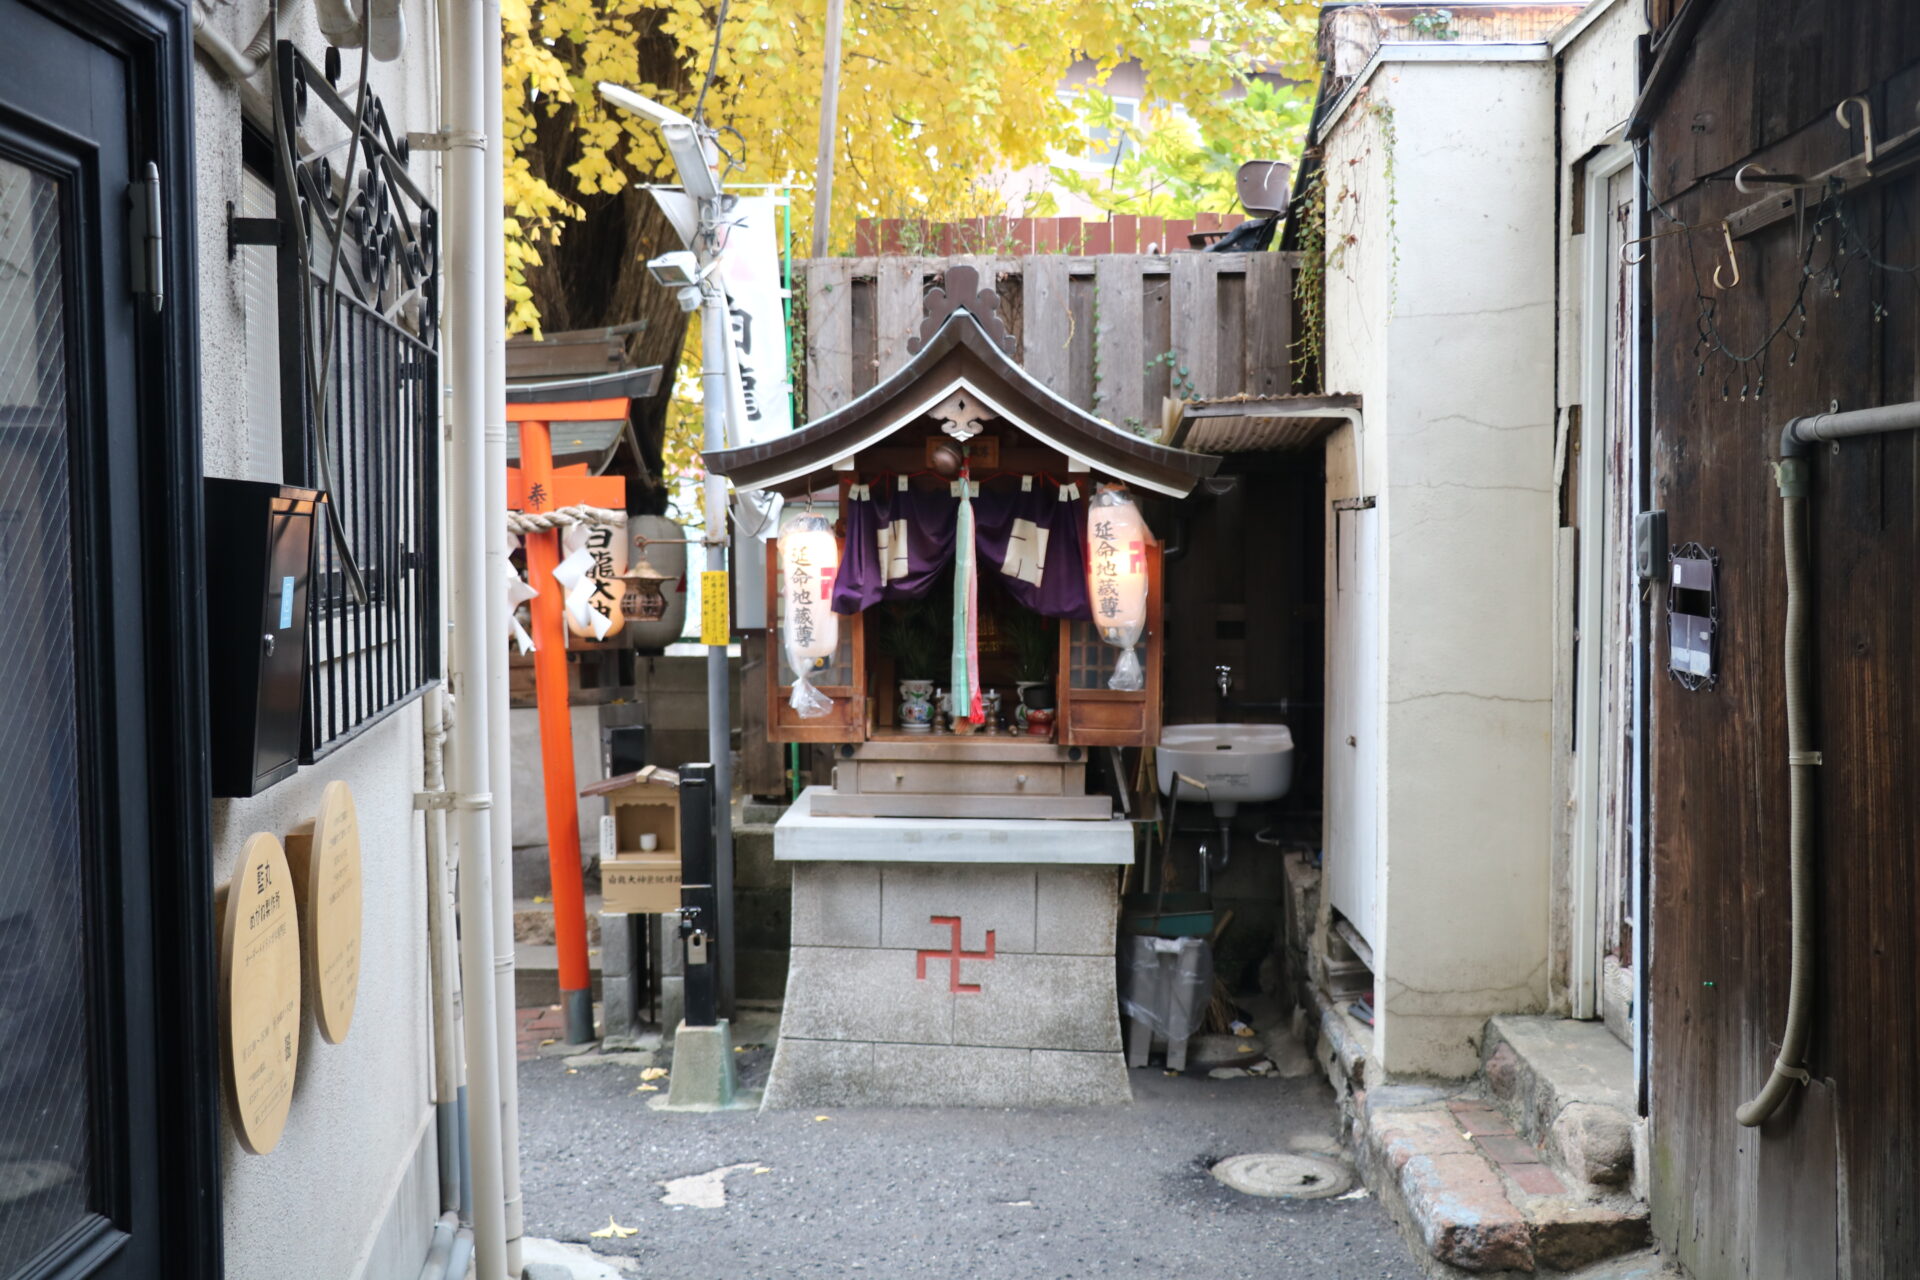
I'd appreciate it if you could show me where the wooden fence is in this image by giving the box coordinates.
[850,212,1255,257]
[797,252,1305,435]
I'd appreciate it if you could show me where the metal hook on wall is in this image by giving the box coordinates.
[1734,162,1808,193]
[1711,222,1742,290]
[1835,95,1876,167]
[1620,222,1698,265]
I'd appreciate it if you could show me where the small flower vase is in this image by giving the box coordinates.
[1025,706,1056,739]
[898,679,936,733]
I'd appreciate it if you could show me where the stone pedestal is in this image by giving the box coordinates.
[762,788,1134,1109]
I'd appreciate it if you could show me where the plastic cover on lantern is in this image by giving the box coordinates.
[779,513,841,718]
[1086,484,1148,691]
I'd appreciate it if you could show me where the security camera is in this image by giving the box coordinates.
[597,82,722,202]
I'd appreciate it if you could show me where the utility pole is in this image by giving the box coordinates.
[596,82,739,1015]
[811,0,844,259]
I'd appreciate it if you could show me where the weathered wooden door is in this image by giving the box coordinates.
[1326,502,1379,947]
[1572,149,1643,1037]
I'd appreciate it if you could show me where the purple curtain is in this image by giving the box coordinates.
[831,477,1088,619]
[831,485,887,614]
[831,483,958,614]
[972,483,1091,620]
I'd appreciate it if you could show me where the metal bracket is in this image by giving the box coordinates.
[414,791,454,810]
[406,129,487,152]
[226,199,281,260]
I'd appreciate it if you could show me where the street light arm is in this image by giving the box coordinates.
[595,81,722,202]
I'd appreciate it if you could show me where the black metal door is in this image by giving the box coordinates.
[0,2,207,1275]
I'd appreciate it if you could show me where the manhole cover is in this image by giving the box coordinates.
[1210,1152,1352,1200]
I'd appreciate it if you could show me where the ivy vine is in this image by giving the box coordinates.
[1292,164,1328,387]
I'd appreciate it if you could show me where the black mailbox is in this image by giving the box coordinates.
[204,479,325,797]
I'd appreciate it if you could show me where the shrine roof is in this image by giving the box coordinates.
[579,764,681,797]
[704,308,1221,498]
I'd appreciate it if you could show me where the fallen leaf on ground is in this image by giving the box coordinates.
[566,1068,579,1075]
[637,1084,659,1092]
[639,1067,668,1081]
[540,1038,556,1047]
[534,896,548,904]
[752,1167,771,1174]
[589,1216,638,1239]
[813,1115,831,1122]
[1335,1187,1371,1201]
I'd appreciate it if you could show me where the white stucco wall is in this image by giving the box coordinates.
[193,3,447,1275]
[1321,49,1559,1077]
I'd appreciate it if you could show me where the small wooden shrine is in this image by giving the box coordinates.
[706,267,1219,820]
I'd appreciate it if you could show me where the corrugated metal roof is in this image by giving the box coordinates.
[1174,394,1363,454]
[505,418,626,465]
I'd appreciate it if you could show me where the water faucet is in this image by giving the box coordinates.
[1215,664,1233,699]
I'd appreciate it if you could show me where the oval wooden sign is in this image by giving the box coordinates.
[284,780,363,1044]
[219,832,301,1155]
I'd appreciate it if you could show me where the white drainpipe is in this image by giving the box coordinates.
[440,0,509,1273]
[420,684,464,1213]
[480,0,526,1268]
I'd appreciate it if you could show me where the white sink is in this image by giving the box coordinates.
[1157,723,1295,817]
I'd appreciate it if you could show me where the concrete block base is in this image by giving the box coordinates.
[763,1039,1129,1109]
[653,1020,758,1112]
[763,852,1132,1109]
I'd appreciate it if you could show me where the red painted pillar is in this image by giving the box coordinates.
[519,417,593,1040]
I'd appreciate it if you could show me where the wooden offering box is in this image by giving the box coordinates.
[817,735,1109,820]
[581,766,682,915]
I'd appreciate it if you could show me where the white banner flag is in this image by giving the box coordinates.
[649,190,795,447]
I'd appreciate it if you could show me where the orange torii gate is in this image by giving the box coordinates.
[505,369,658,1044]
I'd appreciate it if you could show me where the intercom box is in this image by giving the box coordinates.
[204,478,324,797]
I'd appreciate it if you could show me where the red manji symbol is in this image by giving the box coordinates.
[915,915,996,993]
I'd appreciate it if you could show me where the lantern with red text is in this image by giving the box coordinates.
[1086,485,1148,691]
[779,513,841,717]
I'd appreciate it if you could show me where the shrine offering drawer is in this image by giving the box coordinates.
[815,738,1111,820]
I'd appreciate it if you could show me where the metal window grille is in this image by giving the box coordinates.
[273,43,441,761]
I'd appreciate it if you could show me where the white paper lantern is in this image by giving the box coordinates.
[561,517,627,640]
[779,513,841,717]
[1086,485,1149,691]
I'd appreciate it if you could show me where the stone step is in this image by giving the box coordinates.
[739,798,789,826]
[513,896,604,946]
[732,821,783,890]
[1482,1014,1638,1192]
[514,941,604,1008]
[1360,1090,1651,1275]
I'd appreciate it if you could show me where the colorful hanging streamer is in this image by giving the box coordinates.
[949,461,983,724]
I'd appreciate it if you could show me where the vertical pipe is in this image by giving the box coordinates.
[479,0,525,1262]
[422,686,462,1215]
[810,0,844,259]
[1737,473,1816,1128]
[699,280,736,1015]
[442,0,508,1271]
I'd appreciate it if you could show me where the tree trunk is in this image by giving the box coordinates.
[519,33,693,514]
